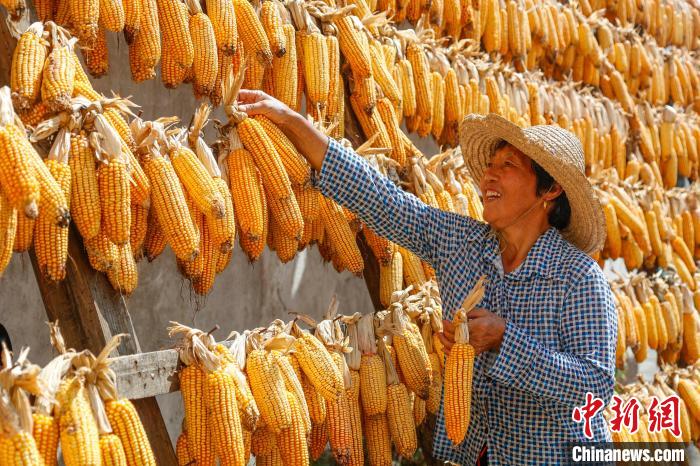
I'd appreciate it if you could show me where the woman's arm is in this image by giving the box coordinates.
[486,264,617,408]
[237,90,479,265]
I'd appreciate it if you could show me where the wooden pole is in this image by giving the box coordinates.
[0,12,177,463]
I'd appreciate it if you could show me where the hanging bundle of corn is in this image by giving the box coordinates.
[0,348,45,465]
[445,277,485,445]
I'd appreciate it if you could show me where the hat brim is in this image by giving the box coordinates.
[459,113,606,254]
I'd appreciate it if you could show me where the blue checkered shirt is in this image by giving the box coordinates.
[311,139,617,465]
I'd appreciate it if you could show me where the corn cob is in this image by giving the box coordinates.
[261,0,285,57]
[128,0,161,82]
[157,0,194,88]
[233,0,272,65]
[107,243,138,294]
[0,189,16,278]
[246,347,293,433]
[99,434,127,466]
[35,159,71,281]
[185,0,218,97]
[291,327,345,402]
[204,368,245,466]
[0,430,42,466]
[207,0,237,55]
[99,0,126,31]
[180,364,216,465]
[309,421,328,461]
[83,28,109,78]
[10,23,48,111]
[271,24,297,108]
[255,115,310,187]
[333,14,372,79]
[277,392,310,465]
[96,155,131,246]
[71,0,99,45]
[84,231,117,272]
[192,221,218,295]
[326,351,353,465]
[363,413,392,466]
[142,210,166,262]
[300,31,330,112]
[376,98,406,167]
[31,413,58,466]
[320,196,364,275]
[380,338,417,458]
[57,377,101,466]
[380,249,403,308]
[41,38,76,112]
[430,71,445,140]
[406,42,432,129]
[129,203,148,260]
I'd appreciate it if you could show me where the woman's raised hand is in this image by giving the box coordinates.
[237,89,294,128]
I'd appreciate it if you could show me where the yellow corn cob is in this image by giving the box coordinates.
[186,0,219,97]
[363,413,392,466]
[271,24,297,108]
[333,14,372,78]
[179,192,204,280]
[352,74,377,115]
[71,0,99,45]
[363,227,393,266]
[99,434,127,466]
[376,98,407,167]
[309,421,328,461]
[261,0,285,57]
[170,144,225,219]
[325,352,353,466]
[225,144,266,254]
[99,0,125,31]
[32,413,58,466]
[398,245,427,288]
[254,115,310,187]
[678,379,700,421]
[293,331,345,402]
[290,355,326,426]
[672,235,696,274]
[12,210,33,252]
[398,59,416,118]
[250,424,276,457]
[142,210,166,262]
[205,177,235,252]
[192,221,218,294]
[0,126,37,221]
[11,24,48,111]
[0,430,42,466]
[83,28,109,78]
[130,203,148,259]
[430,71,445,140]
[84,230,117,272]
[66,132,100,240]
[406,42,432,128]
[300,31,330,112]
[180,365,216,465]
[392,311,431,399]
[444,337,474,445]
[370,42,401,109]
[320,197,364,275]
[246,348,293,433]
[207,0,237,55]
[34,160,70,281]
[107,243,138,294]
[57,378,101,466]
[346,370,363,466]
[277,391,309,465]
[205,369,245,466]
[380,249,403,308]
[140,152,198,261]
[34,0,53,21]
[41,40,75,112]
[236,117,293,201]
[0,190,17,277]
[359,353,387,416]
[157,0,194,87]
[482,0,501,53]
[97,158,131,246]
[387,382,417,457]
[233,0,272,65]
[128,0,161,82]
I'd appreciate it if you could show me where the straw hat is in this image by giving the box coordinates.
[459,113,605,254]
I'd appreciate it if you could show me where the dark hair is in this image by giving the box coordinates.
[493,140,571,229]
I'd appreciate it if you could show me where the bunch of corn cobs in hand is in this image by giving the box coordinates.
[0,324,157,465]
[606,363,700,446]
[168,280,472,465]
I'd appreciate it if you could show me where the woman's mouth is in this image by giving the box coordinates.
[484,190,501,202]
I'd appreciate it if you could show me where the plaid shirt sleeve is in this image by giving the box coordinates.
[311,138,478,265]
[486,263,616,407]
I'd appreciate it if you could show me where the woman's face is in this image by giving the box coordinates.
[479,143,541,229]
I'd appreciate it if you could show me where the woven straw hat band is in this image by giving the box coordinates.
[459,113,606,254]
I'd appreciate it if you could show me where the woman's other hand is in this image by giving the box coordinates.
[440,309,506,356]
[237,89,294,128]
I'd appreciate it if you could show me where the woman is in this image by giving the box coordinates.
[238,91,616,465]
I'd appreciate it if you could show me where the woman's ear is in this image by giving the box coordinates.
[543,183,564,202]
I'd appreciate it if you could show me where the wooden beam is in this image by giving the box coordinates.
[111,340,234,400]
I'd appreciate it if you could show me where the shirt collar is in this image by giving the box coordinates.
[483,227,564,281]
